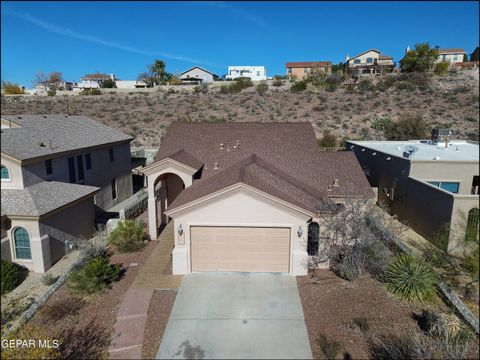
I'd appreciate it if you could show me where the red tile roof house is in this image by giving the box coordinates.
[142,122,372,275]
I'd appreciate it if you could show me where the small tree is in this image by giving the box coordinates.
[108,220,145,253]
[256,81,268,96]
[400,43,439,73]
[385,113,427,140]
[101,79,116,88]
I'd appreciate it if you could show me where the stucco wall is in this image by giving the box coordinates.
[1,156,24,189]
[181,68,214,83]
[436,53,465,63]
[410,161,478,195]
[21,142,133,209]
[348,50,383,67]
[170,188,311,275]
[6,218,44,272]
[449,195,480,253]
[39,197,96,265]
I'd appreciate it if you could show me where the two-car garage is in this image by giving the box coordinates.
[190,226,291,273]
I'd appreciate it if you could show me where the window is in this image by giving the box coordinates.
[257,71,260,76]
[14,227,31,259]
[111,178,117,200]
[353,59,361,64]
[77,155,84,182]
[45,159,53,175]
[366,57,373,63]
[472,176,479,195]
[427,181,459,194]
[307,222,320,256]
[453,55,458,61]
[1,165,10,180]
[68,157,76,183]
[109,148,114,162]
[85,153,92,170]
[304,68,310,73]
[287,68,292,74]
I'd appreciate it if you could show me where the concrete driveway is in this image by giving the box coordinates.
[156,272,312,359]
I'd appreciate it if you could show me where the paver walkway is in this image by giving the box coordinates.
[109,222,183,359]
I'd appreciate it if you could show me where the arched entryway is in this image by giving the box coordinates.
[151,173,185,237]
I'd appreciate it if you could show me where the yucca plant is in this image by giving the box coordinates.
[385,254,438,302]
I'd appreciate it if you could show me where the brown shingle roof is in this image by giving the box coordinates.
[436,48,466,54]
[153,122,373,212]
[378,55,393,60]
[167,149,204,170]
[286,62,332,68]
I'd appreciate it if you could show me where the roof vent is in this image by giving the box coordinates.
[214,162,219,169]
[38,141,46,147]
[235,139,240,148]
[433,156,440,160]
[43,115,47,118]
[226,146,231,152]
[333,179,339,187]
[219,143,224,150]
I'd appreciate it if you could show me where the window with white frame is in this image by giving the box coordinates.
[14,227,31,259]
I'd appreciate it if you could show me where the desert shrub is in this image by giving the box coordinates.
[422,310,464,339]
[397,72,431,90]
[375,76,396,91]
[228,77,253,94]
[324,74,343,92]
[272,79,283,87]
[358,239,393,279]
[317,333,343,359]
[108,220,145,253]
[78,237,108,265]
[193,83,209,94]
[370,116,393,132]
[1,260,21,295]
[68,256,122,294]
[169,76,182,85]
[1,324,62,359]
[1,81,25,94]
[357,79,373,93]
[101,79,116,88]
[41,273,58,286]
[255,81,268,96]
[290,80,308,92]
[47,89,56,96]
[219,85,229,94]
[385,254,438,302]
[38,296,85,321]
[81,88,102,95]
[353,317,371,333]
[330,247,361,281]
[385,113,427,140]
[318,130,337,147]
[434,62,449,76]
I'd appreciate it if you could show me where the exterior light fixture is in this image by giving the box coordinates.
[386,157,391,160]
[372,152,377,156]
[350,145,354,149]
[361,149,366,152]
[297,226,303,238]
[177,224,183,236]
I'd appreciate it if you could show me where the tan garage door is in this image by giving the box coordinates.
[191,226,290,273]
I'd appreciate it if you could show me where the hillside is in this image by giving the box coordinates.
[2,69,478,147]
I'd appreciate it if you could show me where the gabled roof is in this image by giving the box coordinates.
[152,122,373,212]
[286,62,332,68]
[1,181,99,217]
[349,49,381,60]
[166,149,204,170]
[180,66,217,76]
[167,154,326,213]
[436,48,466,54]
[1,115,132,161]
[378,55,393,60]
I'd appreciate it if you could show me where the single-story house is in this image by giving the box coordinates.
[115,80,148,89]
[434,48,466,64]
[180,67,218,84]
[141,123,372,276]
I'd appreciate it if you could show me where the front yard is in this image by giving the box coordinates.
[298,269,479,359]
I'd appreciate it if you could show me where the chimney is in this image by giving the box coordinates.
[406,45,410,53]
[110,73,115,80]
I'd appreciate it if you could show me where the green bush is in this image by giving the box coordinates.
[108,220,145,253]
[255,82,268,96]
[434,62,449,76]
[290,80,308,92]
[370,117,393,132]
[1,81,25,94]
[318,130,337,147]
[375,76,396,91]
[228,77,253,94]
[1,260,22,295]
[357,79,373,93]
[101,79,116,88]
[385,113,427,140]
[68,256,122,294]
[317,334,343,359]
[81,88,102,95]
[324,74,343,92]
[47,89,56,96]
[272,79,283,87]
[385,254,438,302]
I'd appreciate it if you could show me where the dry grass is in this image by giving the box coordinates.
[1,70,478,146]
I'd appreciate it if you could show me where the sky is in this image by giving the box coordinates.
[1,1,479,88]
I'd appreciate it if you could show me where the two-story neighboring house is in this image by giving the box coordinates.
[345,49,395,74]
[347,134,479,255]
[1,115,133,272]
[285,62,332,79]
[434,48,466,64]
[225,66,267,81]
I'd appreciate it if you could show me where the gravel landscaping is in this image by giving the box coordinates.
[297,269,473,359]
[7,240,157,358]
[142,290,177,359]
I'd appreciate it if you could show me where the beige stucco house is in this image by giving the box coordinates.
[285,62,332,79]
[346,49,395,74]
[347,137,479,254]
[180,66,218,84]
[1,115,134,272]
[142,123,373,276]
[435,48,466,64]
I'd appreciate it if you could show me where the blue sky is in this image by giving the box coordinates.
[2,1,478,87]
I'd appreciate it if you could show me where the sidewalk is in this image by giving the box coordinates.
[108,222,183,359]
